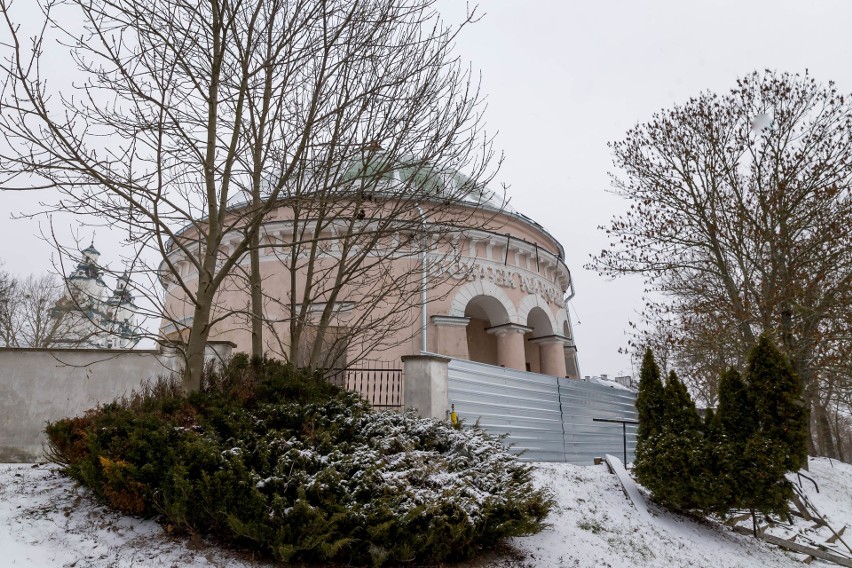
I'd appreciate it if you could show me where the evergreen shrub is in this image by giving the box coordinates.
[704,368,754,513]
[634,337,809,518]
[45,355,551,567]
[715,335,807,515]
[634,368,707,512]
[746,335,809,471]
[634,348,664,441]
[633,349,665,497]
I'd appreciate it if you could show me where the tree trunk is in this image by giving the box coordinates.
[183,251,218,393]
[184,300,212,393]
[250,234,263,360]
[814,400,838,459]
[799,364,818,463]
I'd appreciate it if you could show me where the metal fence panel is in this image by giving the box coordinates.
[448,359,566,462]
[447,359,638,465]
[559,378,638,465]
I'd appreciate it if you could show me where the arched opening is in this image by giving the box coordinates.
[524,306,553,373]
[464,295,509,366]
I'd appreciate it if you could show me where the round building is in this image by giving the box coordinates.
[160,167,580,380]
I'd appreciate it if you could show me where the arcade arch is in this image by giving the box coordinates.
[524,306,553,373]
[463,295,510,366]
[441,281,572,376]
[448,280,516,322]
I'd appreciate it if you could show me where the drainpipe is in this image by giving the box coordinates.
[415,205,428,353]
[563,269,581,379]
[564,266,576,302]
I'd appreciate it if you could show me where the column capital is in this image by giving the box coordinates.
[528,334,572,346]
[430,315,471,327]
[485,323,533,337]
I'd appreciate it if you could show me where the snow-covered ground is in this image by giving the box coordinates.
[1,458,850,567]
[515,458,852,568]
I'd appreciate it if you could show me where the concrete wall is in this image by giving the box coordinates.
[0,343,233,462]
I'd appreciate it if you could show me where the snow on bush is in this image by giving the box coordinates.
[46,359,551,567]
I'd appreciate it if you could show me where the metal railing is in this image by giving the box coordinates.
[331,361,403,409]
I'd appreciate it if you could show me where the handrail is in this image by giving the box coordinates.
[796,471,820,493]
[593,418,639,466]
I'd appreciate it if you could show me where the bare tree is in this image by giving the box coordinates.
[0,266,14,345]
[627,303,749,408]
[0,269,65,347]
[590,71,852,457]
[0,0,499,391]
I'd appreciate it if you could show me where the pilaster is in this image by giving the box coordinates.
[431,315,471,359]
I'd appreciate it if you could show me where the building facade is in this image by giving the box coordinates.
[159,178,580,379]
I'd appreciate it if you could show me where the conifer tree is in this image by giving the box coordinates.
[663,370,702,433]
[634,338,809,517]
[708,368,756,513]
[716,369,755,441]
[698,403,730,514]
[747,335,809,471]
[702,407,715,431]
[723,335,808,516]
[633,349,665,490]
[635,348,665,440]
[655,371,706,511]
[637,369,707,512]
[739,432,792,515]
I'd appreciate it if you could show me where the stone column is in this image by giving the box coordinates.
[486,323,532,371]
[402,354,451,419]
[530,337,569,377]
[430,315,471,359]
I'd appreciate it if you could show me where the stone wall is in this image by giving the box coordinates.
[0,343,233,462]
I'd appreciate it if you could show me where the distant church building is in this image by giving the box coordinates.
[50,243,140,349]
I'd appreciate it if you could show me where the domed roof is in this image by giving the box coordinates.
[341,154,513,213]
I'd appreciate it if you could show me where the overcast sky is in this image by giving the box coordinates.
[2,1,852,378]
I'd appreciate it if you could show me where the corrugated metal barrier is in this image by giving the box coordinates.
[447,359,638,465]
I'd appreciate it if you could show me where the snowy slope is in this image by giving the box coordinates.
[0,464,272,567]
[509,458,852,568]
[1,458,850,567]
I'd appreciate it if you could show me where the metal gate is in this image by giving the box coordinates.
[447,359,637,464]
